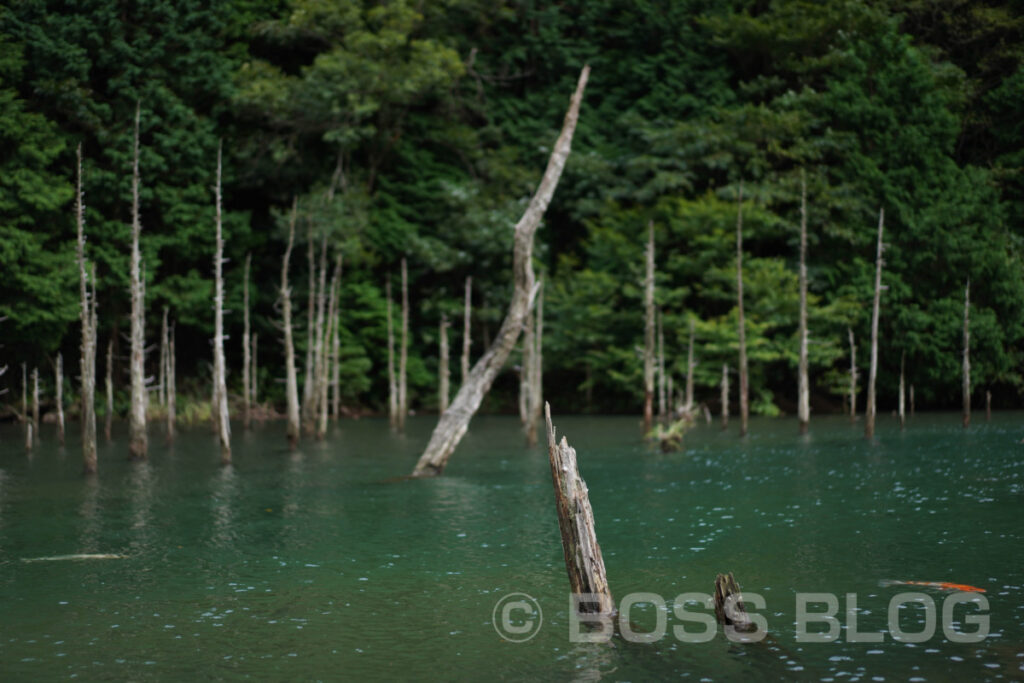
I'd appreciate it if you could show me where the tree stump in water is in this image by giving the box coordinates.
[714,572,756,633]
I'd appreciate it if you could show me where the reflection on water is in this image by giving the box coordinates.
[0,414,1021,680]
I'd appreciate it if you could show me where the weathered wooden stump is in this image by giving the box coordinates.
[713,571,756,633]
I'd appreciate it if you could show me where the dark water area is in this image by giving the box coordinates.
[0,413,1022,680]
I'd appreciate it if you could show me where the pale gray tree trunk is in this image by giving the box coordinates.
[736,184,749,437]
[685,317,695,411]
[242,252,252,429]
[281,198,301,449]
[721,363,729,430]
[305,234,328,436]
[643,221,655,432]
[797,171,810,434]
[166,321,176,443]
[22,364,31,450]
[158,308,166,407]
[962,279,971,429]
[525,282,544,446]
[398,257,409,432]
[75,144,97,471]
[412,66,589,477]
[386,275,397,430]
[518,298,533,426]
[104,338,113,442]
[250,332,258,414]
[439,313,450,414]
[657,309,665,420]
[545,403,615,617]
[848,328,857,421]
[330,264,342,421]
[461,276,472,384]
[865,208,885,439]
[128,102,148,460]
[899,351,906,429]
[212,141,231,464]
[32,367,39,441]
[55,354,65,445]
[302,232,316,423]
[910,384,915,417]
[317,254,341,440]
[986,390,991,420]
[666,373,674,417]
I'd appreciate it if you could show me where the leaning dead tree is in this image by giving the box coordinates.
[461,276,472,384]
[736,183,750,437]
[55,353,65,445]
[439,313,450,414]
[398,257,409,432]
[848,328,857,421]
[545,403,615,616]
[280,198,301,449]
[865,208,885,439]
[525,282,545,446]
[212,141,231,464]
[75,144,98,472]
[643,221,656,432]
[242,253,252,429]
[386,275,398,430]
[128,102,148,460]
[797,171,810,434]
[962,278,971,428]
[411,66,589,477]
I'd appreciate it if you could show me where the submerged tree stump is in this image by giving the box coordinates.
[713,572,755,633]
[545,403,615,615]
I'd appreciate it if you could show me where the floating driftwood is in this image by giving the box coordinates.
[22,554,127,562]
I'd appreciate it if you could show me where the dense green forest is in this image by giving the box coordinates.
[2,0,1023,420]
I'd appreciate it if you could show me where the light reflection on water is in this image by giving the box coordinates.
[0,413,1021,680]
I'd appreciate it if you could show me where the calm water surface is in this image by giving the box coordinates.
[1,413,1022,680]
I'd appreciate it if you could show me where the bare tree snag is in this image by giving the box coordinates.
[166,321,176,443]
[386,275,397,431]
[317,253,341,440]
[657,309,666,420]
[910,384,915,417]
[439,313,450,414]
[281,198,301,449]
[736,183,749,437]
[721,363,729,430]
[865,208,884,439]
[128,101,148,461]
[398,257,409,432]
[55,353,65,445]
[525,282,544,446]
[22,364,31,450]
[685,317,695,412]
[986,390,991,420]
[797,171,810,435]
[518,298,533,427]
[242,252,252,429]
[962,278,970,428]
[75,144,97,471]
[545,403,615,616]
[643,221,655,432]
[158,308,166,407]
[667,374,674,418]
[250,332,258,413]
[899,351,906,429]
[212,141,231,465]
[32,367,39,439]
[104,338,113,442]
[412,66,589,477]
[461,276,472,384]
[848,328,857,422]
[330,262,342,421]
[302,230,316,421]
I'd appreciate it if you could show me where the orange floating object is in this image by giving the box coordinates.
[880,579,985,593]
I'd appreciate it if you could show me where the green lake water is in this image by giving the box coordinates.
[1,413,1022,680]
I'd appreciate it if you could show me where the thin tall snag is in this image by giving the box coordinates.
[32,367,39,438]
[461,276,472,383]
[250,332,258,412]
[76,144,97,471]
[398,257,409,432]
[519,299,533,426]
[865,208,884,439]
[412,66,589,477]
[104,338,113,441]
[721,363,729,429]
[667,374,674,417]
[545,403,615,616]
[55,354,65,445]
[242,252,252,429]
[899,352,906,429]
[525,282,544,446]
[212,141,231,464]
[848,328,857,422]
[736,183,749,437]
[986,390,991,420]
[281,198,300,449]
[657,310,665,420]
[317,253,341,439]
[330,264,342,421]
[128,101,148,460]
[797,171,810,434]
[910,384,915,417]
[166,321,176,442]
[439,313,450,414]
[643,221,655,432]
[158,307,167,406]
[962,279,971,428]
[302,231,316,421]
[386,275,397,431]
[685,317,695,411]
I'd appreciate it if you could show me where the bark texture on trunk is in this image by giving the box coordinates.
[736,184,749,437]
[962,279,971,429]
[411,66,589,477]
[525,282,544,446]
[386,275,397,431]
[848,328,857,422]
[461,276,472,384]
[242,252,252,429]
[398,257,409,432]
[865,208,885,439]
[797,171,810,434]
[56,354,65,445]
[643,221,655,432]
[545,403,614,616]
[128,102,148,460]
[76,144,97,472]
[439,313,450,414]
[281,198,301,449]
[212,141,231,464]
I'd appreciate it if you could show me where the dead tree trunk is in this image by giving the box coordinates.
[386,275,398,430]
[242,252,252,429]
[398,257,409,432]
[128,101,148,460]
[158,308,166,407]
[462,276,472,384]
[55,353,65,445]
[75,144,97,471]
[22,364,31,450]
[412,66,589,477]
[330,264,342,421]
[685,317,695,412]
[720,363,729,430]
[305,234,328,436]
[545,403,615,616]
[865,208,885,440]
[281,198,300,449]
[439,313,450,414]
[317,253,341,440]
[736,183,749,437]
[848,328,857,422]
[104,338,113,442]
[302,231,316,424]
[31,366,39,440]
[797,171,810,434]
[962,278,970,429]
[657,309,666,420]
[212,141,231,465]
[251,332,258,414]
[643,221,655,432]
[525,282,544,447]
[986,390,991,420]
[910,384,915,417]
[518,298,533,427]
[899,351,906,429]
[166,321,176,443]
